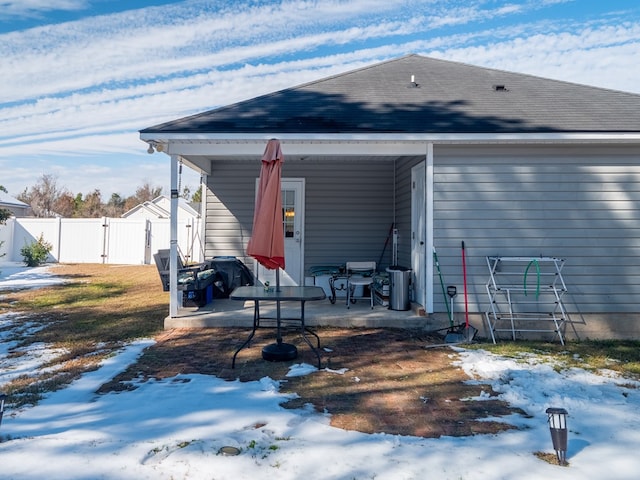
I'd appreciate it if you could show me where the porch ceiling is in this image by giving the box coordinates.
[141,136,434,174]
[140,133,640,175]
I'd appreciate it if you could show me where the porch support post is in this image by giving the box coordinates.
[169,154,180,317]
[426,142,434,313]
[198,173,208,262]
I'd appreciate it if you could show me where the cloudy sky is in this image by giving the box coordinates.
[1,0,639,198]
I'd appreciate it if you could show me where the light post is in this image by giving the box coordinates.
[545,407,569,465]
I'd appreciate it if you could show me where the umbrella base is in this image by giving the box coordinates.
[262,342,298,362]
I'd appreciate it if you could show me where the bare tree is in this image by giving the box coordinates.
[21,174,67,218]
[123,181,162,211]
[11,179,171,218]
[54,191,76,218]
[134,182,162,203]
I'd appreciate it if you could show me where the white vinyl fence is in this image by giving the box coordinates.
[0,216,203,265]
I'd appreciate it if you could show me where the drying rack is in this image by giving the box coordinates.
[484,256,571,344]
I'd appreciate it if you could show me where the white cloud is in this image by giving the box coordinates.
[1,0,640,196]
[5,18,639,144]
[0,0,87,19]
[428,22,640,92]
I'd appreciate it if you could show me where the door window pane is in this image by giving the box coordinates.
[282,189,295,238]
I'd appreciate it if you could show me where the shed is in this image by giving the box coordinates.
[122,195,200,221]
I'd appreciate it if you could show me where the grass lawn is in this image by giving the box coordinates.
[0,263,167,406]
[2,262,640,440]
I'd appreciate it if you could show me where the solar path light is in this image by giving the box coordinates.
[545,407,569,465]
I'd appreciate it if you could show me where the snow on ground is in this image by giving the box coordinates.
[0,262,65,291]
[0,263,639,479]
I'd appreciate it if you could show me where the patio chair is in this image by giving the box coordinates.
[346,261,376,309]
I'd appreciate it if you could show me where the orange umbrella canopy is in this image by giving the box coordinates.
[246,139,286,270]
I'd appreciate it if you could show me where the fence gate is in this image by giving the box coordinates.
[0,217,200,265]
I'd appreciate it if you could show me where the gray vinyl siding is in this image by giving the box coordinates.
[431,144,640,316]
[204,158,395,275]
[203,160,256,266]
[203,144,640,318]
[290,159,394,271]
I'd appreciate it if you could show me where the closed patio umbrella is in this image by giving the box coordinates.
[246,139,296,360]
[246,139,286,271]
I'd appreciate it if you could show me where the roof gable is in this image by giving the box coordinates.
[121,201,166,218]
[121,195,200,219]
[151,196,199,217]
[142,55,640,135]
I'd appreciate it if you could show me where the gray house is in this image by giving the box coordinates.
[140,54,640,339]
[0,191,30,217]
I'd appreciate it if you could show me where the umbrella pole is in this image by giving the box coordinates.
[276,269,282,345]
[254,139,297,362]
[262,267,297,361]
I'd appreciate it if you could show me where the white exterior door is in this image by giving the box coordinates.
[256,178,305,286]
[411,162,427,308]
[281,179,305,285]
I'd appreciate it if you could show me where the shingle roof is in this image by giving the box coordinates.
[141,54,640,135]
[0,191,28,208]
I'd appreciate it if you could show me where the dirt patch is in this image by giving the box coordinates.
[101,326,526,438]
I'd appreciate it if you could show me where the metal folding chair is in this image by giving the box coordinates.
[346,261,376,309]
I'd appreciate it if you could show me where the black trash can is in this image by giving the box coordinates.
[386,265,412,311]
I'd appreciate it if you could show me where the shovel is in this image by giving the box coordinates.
[444,286,465,343]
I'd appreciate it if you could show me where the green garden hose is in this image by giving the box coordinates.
[524,258,541,298]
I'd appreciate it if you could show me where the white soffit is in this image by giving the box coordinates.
[140,132,640,157]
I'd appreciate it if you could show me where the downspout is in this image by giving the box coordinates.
[169,154,180,317]
[426,142,434,313]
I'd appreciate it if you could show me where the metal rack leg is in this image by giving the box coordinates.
[484,311,497,344]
